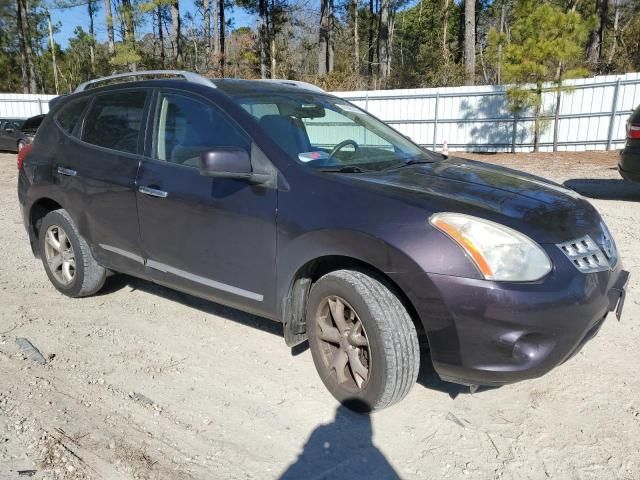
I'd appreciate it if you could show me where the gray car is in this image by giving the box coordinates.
[0,114,44,152]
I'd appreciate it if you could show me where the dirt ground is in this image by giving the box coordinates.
[1,150,639,480]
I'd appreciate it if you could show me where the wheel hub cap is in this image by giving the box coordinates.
[315,296,371,391]
[43,225,76,286]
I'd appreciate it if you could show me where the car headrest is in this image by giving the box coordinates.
[259,115,311,158]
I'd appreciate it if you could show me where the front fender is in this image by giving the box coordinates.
[276,227,443,315]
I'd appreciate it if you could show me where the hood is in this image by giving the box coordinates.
[343,156,602,244]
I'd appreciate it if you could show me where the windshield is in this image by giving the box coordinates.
[229,92,440,171]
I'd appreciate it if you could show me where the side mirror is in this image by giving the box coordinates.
[199,148,252,179]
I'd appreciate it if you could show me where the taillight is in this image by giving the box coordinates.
[628,123,640,140]
[17,143,32,170]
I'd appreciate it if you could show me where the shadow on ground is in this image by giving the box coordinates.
[278,404,400,480]
[564,178,640,201]
[101,274,489,398]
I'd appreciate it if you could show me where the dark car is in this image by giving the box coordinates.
[17,71,629,411]
[0,118,25,151]
[618,104,640,181]
[0,114,44,152]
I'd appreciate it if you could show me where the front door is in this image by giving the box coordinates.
[136,89,278,317]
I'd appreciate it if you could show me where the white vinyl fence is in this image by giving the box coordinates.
[2,72,639,152]
[333,72,640,152]
[0,93,57,118]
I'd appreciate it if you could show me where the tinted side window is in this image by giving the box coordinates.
[241,102,279,119]
[82,90,147,154]
[155,93,250,168]
[22,115,44,133]
[56,98,89,134]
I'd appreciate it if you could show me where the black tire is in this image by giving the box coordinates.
[39,209,106,297]
[307,269,420,412]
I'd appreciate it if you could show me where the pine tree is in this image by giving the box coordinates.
[500,0,589,151]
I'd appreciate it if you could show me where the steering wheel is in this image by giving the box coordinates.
[329,139,360,159]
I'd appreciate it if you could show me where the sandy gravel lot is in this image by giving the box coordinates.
[1,150,639,480]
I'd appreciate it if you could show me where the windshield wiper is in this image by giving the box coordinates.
[377,157,434,172]
[317,165,366,173]
[403,158,434,166]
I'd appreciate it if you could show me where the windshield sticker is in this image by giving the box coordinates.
[298,151,331,163]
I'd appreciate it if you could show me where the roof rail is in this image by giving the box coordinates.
[74,70,214,93]
[258,79,325,93]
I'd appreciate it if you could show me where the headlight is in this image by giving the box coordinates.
[429,212,552,281]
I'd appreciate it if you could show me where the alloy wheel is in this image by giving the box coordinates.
[43,225,76,286]
[314,296,371,391]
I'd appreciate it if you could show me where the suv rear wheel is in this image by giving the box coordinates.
[307,269,420,411]
[39,209,106,297]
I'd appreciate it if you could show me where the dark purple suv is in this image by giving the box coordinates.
[17,71,629,411]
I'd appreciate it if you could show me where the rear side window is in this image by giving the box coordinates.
[82,90,147,154]
[56,98,89,134]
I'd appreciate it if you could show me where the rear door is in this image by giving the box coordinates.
[136,89,278,317]
[54,89,150,276]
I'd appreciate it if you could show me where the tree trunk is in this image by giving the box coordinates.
[597,0,608,62]
[121,0,137,70]
[259,0,267,78]
[87,0,96,73]
[607,0,619,64]
[16,0,30,93]
[496,1,504,84]
[269,0,277,77]
[218,0,225,75]
[463,0,475,85]
[158,5,165,67]
[270,33,276,78]
[367,0,374,80]
[105,0,115,55]
[553,67,563,152]
[171,0,182,66]
[204,0,210,67]
[213,0,219,57]
[442,0,449,58]
[533,81,542,152]
[586,0,605,67]
[318,0,329,75]
[20,0,37,92]
[47,12,60,94]
[353,0,359,73]
[328,0,334,72]
[378,0,391,86]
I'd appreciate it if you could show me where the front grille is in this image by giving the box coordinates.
[557,223,618,274]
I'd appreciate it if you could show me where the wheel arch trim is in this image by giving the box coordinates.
[278,229,430,347]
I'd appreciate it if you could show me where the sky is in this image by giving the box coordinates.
[50,0,256,48]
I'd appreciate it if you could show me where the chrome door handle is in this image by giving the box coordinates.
[57,166,77,177]
[139,186,168,198]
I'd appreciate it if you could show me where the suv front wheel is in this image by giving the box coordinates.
[307,269,420,411]
[39,209,107,297]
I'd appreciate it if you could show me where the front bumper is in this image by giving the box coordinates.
[391,252,629,387]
